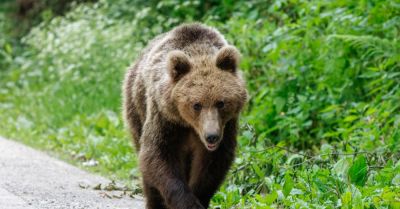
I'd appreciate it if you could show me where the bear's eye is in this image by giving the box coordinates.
[216,101,225,109]
[193,103,202,111]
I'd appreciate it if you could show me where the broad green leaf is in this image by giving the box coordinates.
[252,164,264,179]
[333,157,351,179]
[4,43,12,54]
[392,174,400,186]
[264,190,278,205]
[283,173,294,196]
[350,185,363,209]
[348,155,368,186]
[344,115,358,123]
[341,191,352,206]
[273,97,286,113]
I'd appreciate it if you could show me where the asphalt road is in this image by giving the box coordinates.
[0,137,144,209]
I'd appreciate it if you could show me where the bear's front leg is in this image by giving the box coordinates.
[140,149,204,209]
[139,116,205,209]
[142,181,167,209]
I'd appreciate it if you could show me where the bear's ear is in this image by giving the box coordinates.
[215,46,240,73]
[167,50,192,82]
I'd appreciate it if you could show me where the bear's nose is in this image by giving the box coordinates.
[206,134,219,144]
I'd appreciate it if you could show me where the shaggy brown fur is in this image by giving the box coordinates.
[122,23,247,209]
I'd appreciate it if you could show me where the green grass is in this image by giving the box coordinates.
[1,0,399,208]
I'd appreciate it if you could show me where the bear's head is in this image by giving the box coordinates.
[169,46,248,151]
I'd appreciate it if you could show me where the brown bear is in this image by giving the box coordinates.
[122,23,247,209]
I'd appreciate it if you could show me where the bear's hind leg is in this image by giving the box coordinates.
[126,109,143,150]
[123,66,144,150]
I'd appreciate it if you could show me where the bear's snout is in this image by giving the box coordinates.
[200,108,223,150]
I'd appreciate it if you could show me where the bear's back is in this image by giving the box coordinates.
[168,23,227,50]
[143,24,227,61]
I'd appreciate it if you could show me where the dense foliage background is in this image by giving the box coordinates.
[1,0,399,208]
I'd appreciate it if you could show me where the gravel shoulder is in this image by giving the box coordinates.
[0,137,144,209]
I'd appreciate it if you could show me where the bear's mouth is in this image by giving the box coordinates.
[206,143,219,151]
